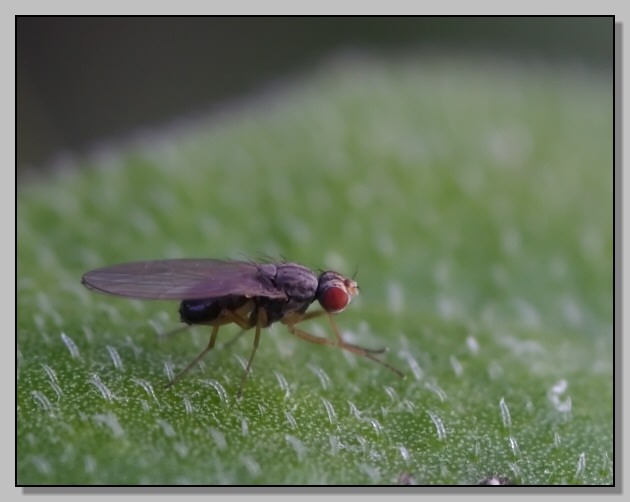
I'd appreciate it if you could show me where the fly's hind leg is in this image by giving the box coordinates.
[283,312,404,378]
[164,324,220,388]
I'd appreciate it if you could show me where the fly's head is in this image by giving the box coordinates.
[316,271,359,314]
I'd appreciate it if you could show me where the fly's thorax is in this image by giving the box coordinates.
[316,271,358,313]
[258,263,319,324]
[273,263,319,302]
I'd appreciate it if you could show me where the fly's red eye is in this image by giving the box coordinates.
[320,286,349,313]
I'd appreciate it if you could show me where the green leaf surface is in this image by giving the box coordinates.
[17,55,613,486]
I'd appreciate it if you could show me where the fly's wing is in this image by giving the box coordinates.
[81,259,287,300]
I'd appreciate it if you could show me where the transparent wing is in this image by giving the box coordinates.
[81,259,287,300]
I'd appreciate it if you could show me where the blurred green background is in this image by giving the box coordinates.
[17,17,614,486]
[18,16,612,170]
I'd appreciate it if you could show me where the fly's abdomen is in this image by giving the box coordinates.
[179,296,250,325]
[179,299,221,324]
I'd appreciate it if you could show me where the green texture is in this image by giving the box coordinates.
[17,56,613,485]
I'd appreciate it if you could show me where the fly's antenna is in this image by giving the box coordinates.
[352,264,360,280]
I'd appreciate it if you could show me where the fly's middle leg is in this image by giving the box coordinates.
[165,309,254,389]
[237,308,268,398]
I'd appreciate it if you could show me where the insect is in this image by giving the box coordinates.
[82,259,403,396]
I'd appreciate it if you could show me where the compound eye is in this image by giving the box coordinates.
[319,286,350,313]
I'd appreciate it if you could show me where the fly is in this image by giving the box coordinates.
[82,258,403,397]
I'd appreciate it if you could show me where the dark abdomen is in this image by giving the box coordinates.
[179,296,250,325]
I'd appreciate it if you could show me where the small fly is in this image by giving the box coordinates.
[82,258,404,397]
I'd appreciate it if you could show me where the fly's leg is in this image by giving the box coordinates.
[156,324,191,340]
[222,330,246,349]
[165,324,220,388]
[292,310,385,354]
[283,313,404,378]
[165,310,253,389]
[237,308,267,398]
[296,310,327,322]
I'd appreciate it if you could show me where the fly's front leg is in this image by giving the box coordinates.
[282,313,404,378]
[282,311,387,355]
[296,310,326,323]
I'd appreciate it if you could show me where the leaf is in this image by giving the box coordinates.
[17,55,613,485]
